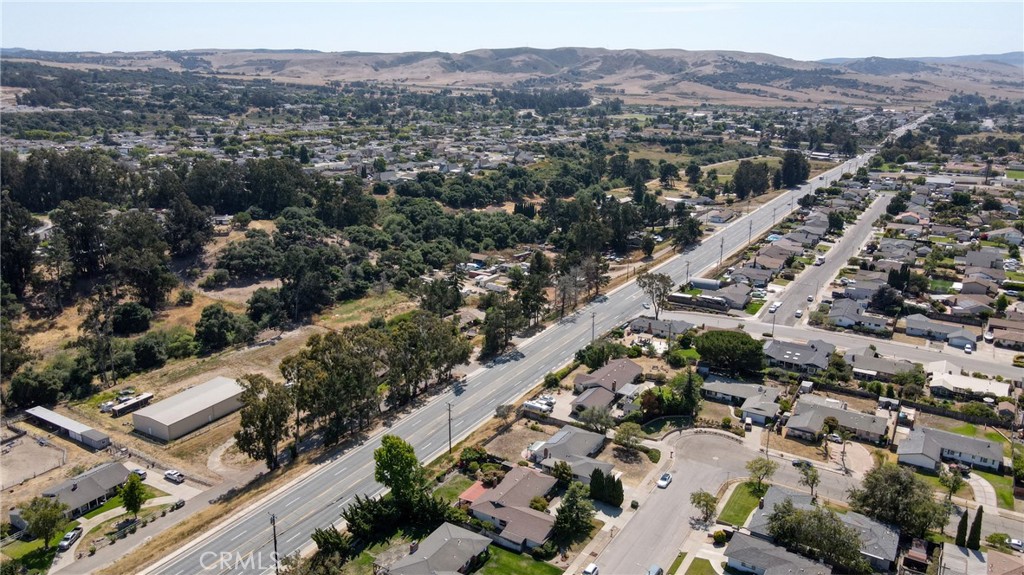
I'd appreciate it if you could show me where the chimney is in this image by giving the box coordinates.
[612,380,617,392]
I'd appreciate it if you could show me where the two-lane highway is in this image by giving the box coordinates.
[141,144,899,575]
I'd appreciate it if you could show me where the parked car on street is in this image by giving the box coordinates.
[657,473,673,488]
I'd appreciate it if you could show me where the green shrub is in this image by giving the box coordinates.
[467,462,480,474]
[721,417,732,429]
[531,540,558,560]
[176,290,195,306]
[530,496,548,512]
[647,448,661,463]
[713,530,727,545]
[544,373,560,388]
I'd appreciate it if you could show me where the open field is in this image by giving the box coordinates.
[316,290,416,330]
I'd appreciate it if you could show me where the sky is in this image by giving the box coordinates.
[2,1,1022,62]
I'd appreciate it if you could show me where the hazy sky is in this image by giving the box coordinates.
[3,1,1022,61]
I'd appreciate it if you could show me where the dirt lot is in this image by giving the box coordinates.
[1,421,113,506]
[483,420,558,462]
[763,429,829,462]
[595,445,653,487]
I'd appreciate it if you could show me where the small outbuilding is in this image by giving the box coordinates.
[133,376,244,441]
[25,406,110,450]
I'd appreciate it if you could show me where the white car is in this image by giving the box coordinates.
[164,470,185,483]
[807,295,814,302]
[964,343,973,354]
[58,527,83,551]
[642,303,651,309]
[794,309,803,318]
[583,563,600,575]
[656,473,672,488]
[1007,538,1024,551]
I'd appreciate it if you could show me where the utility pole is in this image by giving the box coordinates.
[447,402,453,454]
[718,236,724,269]
[771,312,777,337]
[748,220,753,247]
[685,260,690,284]
[591,311,596,342]
[772,206,777,226]
[269,513,280,575]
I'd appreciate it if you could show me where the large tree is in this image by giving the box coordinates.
[694,331,764,376]
[767,498,868,573]
[732,160,770,200]
[746,456,779,493]
[798,464,821,499]
[164,194,214,258]
[119,473,146,519]
[106,210,177,308]
[0,194,40,298]
[374,434,428,508]
[636,271,674,320]
[235,373,295,470]
[690,489,718,523]
[553,482,595,543]
[21,496,68,550]
[847,463,948,537]
[780,150,811,187]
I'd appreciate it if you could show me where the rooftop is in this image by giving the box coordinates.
[133,376,242,426]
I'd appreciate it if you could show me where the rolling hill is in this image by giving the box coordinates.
[3,47,1021,107]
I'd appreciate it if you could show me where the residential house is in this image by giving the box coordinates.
[10,462,129,529]
[960,278,999,296]
[783,229,823,248]
[708,209,737,224]
[725,532,832,575]
[381,522,490,575]
[828,300,890,332]
[733,266,775,288]
[702,382,781,425]
[987,227,1023,246]
[946,328,978,350]
[468,467,557,551]
[963,248,1004,270]
[707,283,752,310]
[573,358,643,393]
[844,280,886,302]
[904,314,965,341]
[570,386,617,413]
[763,339,835,374]
[628,316,694,339]
[987,317,1024,350]
[964,266,1005,283]
[928,372,1010,400]
[786,395,889,443]
[528,425,613,485]
[843,348,917,382]
[747,486,898,572]
[948,295,994,318]
[897,426,1003,472]
[748,255,788,273]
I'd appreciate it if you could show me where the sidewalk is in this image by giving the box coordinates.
[560,439,676,575]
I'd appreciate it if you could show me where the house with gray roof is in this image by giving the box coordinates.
[786,396,888,443]
[843,348,918,382]
[528,425,613,485]
[763,340,835,374]
[749,486,899,572]
[628,316,694,339]
[897,426,1003,472]
[702,382,780,425]
[11,462,129,529]
[726,532,832,575]
[733,266,775,288]
[828,300,890,332]
[904,314,964,341]
[382,522,490,575]
[570,386,616,413]
[573,358,642,393]
[708,283,752,310]
[468,467,556,551]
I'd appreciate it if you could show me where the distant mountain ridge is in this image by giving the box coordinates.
[3,46,1021,107]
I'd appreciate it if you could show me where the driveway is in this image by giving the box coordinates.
[827,440,874,479]
[967,474,999,508]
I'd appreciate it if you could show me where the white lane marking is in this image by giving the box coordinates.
[333,466,349,477]
[287,497,301,507]
[286,531,305,543]
[229,529,248,541]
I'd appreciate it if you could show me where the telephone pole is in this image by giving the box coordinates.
[591,311,596,342]
[718,236,725,269]
[685,260,690,284]
[748,220,753,247]
[269,513,280,575]
[447,402,453,454]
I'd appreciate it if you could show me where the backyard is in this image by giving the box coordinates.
[1,520,80,573]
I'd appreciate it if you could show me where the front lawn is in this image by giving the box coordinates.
[685,558,718,575]
[2,520,79,572]
[719,484,761,526]
[916,471,974,500]
[745,301,765,315]
[83,485,169,519]
[1006,169,1024,179]
[667,552,688,575]
[432,474,475,503]
[642,416,691,436]
[477,546,561,575]
[973,470,1016,510]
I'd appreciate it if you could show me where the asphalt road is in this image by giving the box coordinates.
[142,132,919,575]
[768,192,892,325]
[597,434,859,575]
